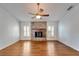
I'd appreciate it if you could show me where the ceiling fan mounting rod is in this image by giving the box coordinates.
[37,3,40,13]
[37,3,40,5]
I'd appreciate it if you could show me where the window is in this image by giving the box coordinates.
[51,26,54,37]
[48,25,54,37]
[48,26,51,31]
[24,26,27,37]
[24,25,30,37]
[26,26,30,36]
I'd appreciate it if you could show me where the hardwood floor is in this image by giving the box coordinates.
[0,40,79,56]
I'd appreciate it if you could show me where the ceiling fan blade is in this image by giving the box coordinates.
[32,16,36,19]
[39,8,44,12]
[41,14,49,16]
[28,12,36,15]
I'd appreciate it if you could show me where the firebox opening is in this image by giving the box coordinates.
[35,32,43,37]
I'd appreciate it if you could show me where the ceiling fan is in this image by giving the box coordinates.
[28,3,49,19]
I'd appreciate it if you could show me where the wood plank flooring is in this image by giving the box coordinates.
[0,40,79,56]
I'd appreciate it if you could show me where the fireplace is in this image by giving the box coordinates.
[31,21,47,41]
[35,32,43,37]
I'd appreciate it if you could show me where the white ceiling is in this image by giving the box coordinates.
[0,3,78,22]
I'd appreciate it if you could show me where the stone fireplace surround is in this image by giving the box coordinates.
[31,21,47,41]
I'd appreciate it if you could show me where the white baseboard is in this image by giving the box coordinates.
[58,40,79,52]
[0,39,19,50]
[47,37,58,40]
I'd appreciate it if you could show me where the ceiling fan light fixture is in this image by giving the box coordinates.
[36,15,41,19]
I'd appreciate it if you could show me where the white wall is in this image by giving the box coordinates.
[58,5,79,51]
[0,6,19,50]
[20,21,58,40]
